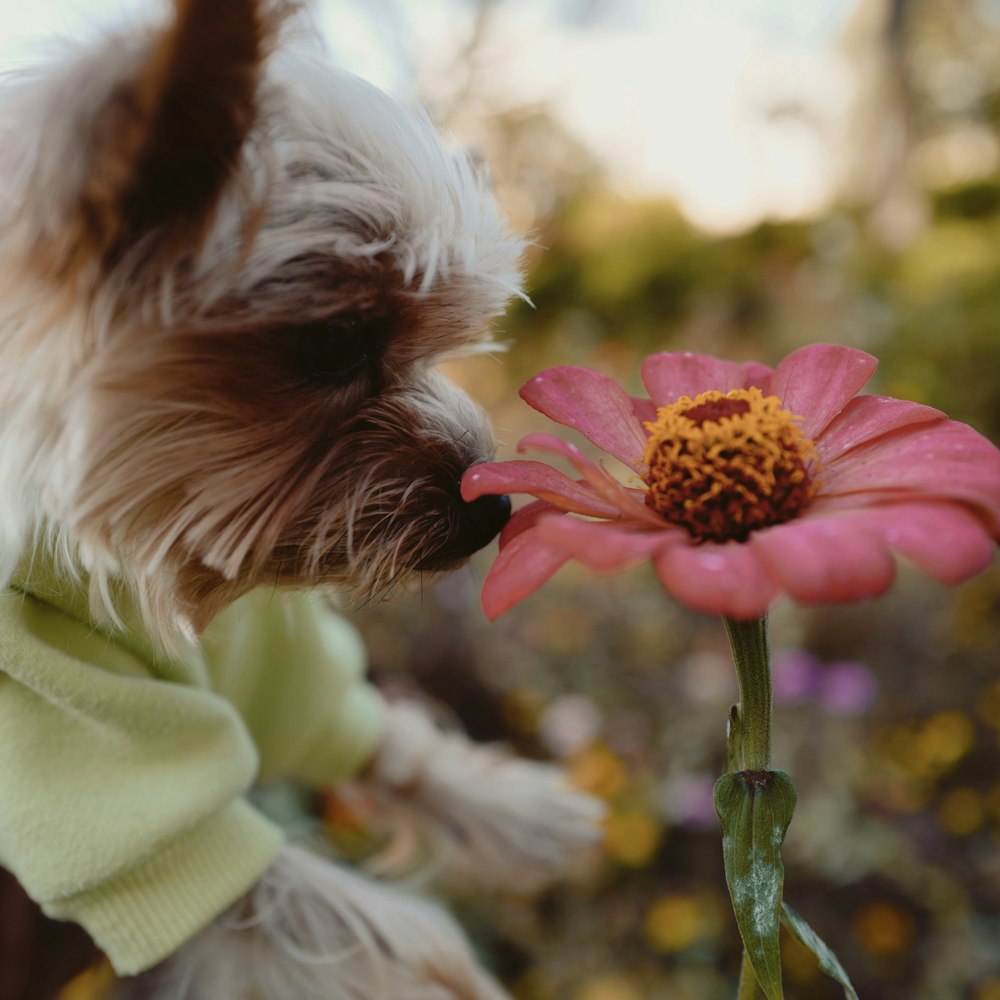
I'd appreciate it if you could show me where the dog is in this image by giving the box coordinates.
[0,1,601,997]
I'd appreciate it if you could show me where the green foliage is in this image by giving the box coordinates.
[933,179,1000,220]
[714,771,798,1000]
[781,904,859,1000]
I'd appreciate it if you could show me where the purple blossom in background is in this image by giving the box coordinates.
[771,649,878,716]
[772,649,821,704]
[661,773,718,831]
[818,660,878,716]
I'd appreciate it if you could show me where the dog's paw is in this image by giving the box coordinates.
[127,845,511,1000]
[367,700,606,892]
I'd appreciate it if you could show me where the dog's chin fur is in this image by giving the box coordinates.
[120,845,509,1000]
[0,1,523,644]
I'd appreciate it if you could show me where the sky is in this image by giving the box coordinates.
[318,0,860,230]
[0,0,860,231]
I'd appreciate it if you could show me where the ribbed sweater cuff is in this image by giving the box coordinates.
[42,800,284,975]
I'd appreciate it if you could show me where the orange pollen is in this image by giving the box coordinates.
[642,387,817,543]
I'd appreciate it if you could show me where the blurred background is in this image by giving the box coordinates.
[8,1,999,998]
[330,2,1000,998]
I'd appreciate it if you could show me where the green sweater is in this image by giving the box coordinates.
[0,557,386,975]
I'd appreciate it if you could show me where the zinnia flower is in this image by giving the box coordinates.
[461,344,1000,620]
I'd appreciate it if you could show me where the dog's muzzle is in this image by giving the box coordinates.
[463,492,512,547]
[418,493,511,570]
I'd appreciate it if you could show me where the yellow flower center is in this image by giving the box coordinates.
[642,387,817,542]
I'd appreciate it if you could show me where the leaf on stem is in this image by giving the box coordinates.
[714,770,797,1000]
[781,902,859,1000]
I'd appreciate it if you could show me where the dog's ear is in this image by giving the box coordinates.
[50,0,289,277]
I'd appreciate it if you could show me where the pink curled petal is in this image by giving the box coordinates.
[751,516,896,605]
[821,421,1000,519]
[816,395,946,462]
[742,361,774,391]
[813,488,1000,537]
[811,489,936,512]
[844,503,995,585]
[480,526,571,620]
[631,395,657,425]
[624,486,655,505]
[535,516,682,572]
[517,433,664,528]
[640,352,752,407]
[461,459,621,518]
[653,542,779,619]
[769,344,878,438]
[520,367,649,472]
[499,500,564,550]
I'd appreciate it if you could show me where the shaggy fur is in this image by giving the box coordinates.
[118,846,512,1000]
[0,1,601,998]
[0,0,523,637]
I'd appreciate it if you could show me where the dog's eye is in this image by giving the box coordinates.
[295,315,387,384]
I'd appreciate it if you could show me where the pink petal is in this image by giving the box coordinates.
[843,502,995,585]
[817,395,946,462]
[811,489,940,512]
[499,500,564,549]
[520,367,649,472]
[462,460,621,518]
[535,516,683,572]
[641,352,754,407]
[743,361,773,389]
[480,528,570,620]
[517,433,664,528]
[631,395,657,425]
[769,344,878,438]
[751,515,896,604]
[821,421,1000,519]
[653,542,779,619]
[812,489,1000,538]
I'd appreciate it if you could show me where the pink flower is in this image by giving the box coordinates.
[461,344,1000,620]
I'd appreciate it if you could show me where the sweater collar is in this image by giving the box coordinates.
[9,547,187,670]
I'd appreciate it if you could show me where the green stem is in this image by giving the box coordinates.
[738,949,763,999]
[726,703,743,774]
[723,616,772,772]
[723,616,779,1000]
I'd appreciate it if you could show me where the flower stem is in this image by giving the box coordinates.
[726,703,743,774]
[722,616,771,772]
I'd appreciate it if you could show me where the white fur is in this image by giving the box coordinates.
[137,845,510,1000]
[369,701,605,892]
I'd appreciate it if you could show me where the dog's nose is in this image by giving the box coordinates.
[462,493,512,551]
[416,492,511,571]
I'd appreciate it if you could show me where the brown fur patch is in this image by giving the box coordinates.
[76,0,291,274]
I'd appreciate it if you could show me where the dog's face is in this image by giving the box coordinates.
[0,0,519,637]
